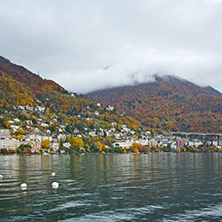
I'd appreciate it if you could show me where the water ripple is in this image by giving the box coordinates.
[1,154,222,221]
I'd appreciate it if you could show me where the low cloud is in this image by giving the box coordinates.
[1,0,222,93]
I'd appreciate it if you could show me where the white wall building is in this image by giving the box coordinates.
[26,134,52,142]
[0,138,19,150]
[19,139,41,152]
[0,129,11,139]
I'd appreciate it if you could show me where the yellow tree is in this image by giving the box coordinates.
[16,128,25,139]
[175,148,181,153]
[96,141,106,152]
[130,142,140,153]
[4,121,10,128]
[18,128,25,135]
[31,115,37,121]
[67,136,84,148]
[16,134,23,139]
[72,137,84,148]
[42,139,50,149]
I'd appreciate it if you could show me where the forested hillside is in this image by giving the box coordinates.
[0,56,142,133]
[0,72,36,107]
[0,56,64,94]
[86,75,222,133]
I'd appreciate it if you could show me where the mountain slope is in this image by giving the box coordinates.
[0,56,64,94]
[86,75,222,133]
[0,56,142,132]
[0,71,37,107]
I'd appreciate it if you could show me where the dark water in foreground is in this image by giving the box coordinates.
[1,153,222,221]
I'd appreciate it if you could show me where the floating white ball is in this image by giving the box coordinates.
[0,175,3,179]
[21,183,27,190]
[51,172,56,176]
[52,182,59,189]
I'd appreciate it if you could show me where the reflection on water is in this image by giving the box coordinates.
[1,153,222,221]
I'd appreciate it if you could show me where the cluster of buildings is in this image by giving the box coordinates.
[0,129,57,152]
[112,133,222,150]
[0,129,19,151]
[1,104,222,153]
[1,123,222,154]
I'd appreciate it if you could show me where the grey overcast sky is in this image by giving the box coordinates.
[1,0,222,93]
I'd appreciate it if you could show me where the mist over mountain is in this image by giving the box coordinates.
[86,75,222,133]
[0,56,141,132]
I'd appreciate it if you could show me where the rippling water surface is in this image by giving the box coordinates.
[1,153,222,221]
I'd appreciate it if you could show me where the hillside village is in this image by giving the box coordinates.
[1,102,222,154]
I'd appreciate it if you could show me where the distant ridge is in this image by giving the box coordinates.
[86,75,222,133]
[202,85,222,97]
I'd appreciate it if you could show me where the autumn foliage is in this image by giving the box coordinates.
[0,56,64,94]
[87,75,222,133]
[42,139,50,149]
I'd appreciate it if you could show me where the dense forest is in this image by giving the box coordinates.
[86,75,222,133]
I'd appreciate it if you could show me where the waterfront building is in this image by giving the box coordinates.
[0,138,19,150]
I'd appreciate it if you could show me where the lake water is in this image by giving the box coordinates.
[1,153,222,221]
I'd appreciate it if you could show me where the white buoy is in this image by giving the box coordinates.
[21,183,27,190]
[0,175,3,179]
[52,182,59,189]
[51,172,56,176]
